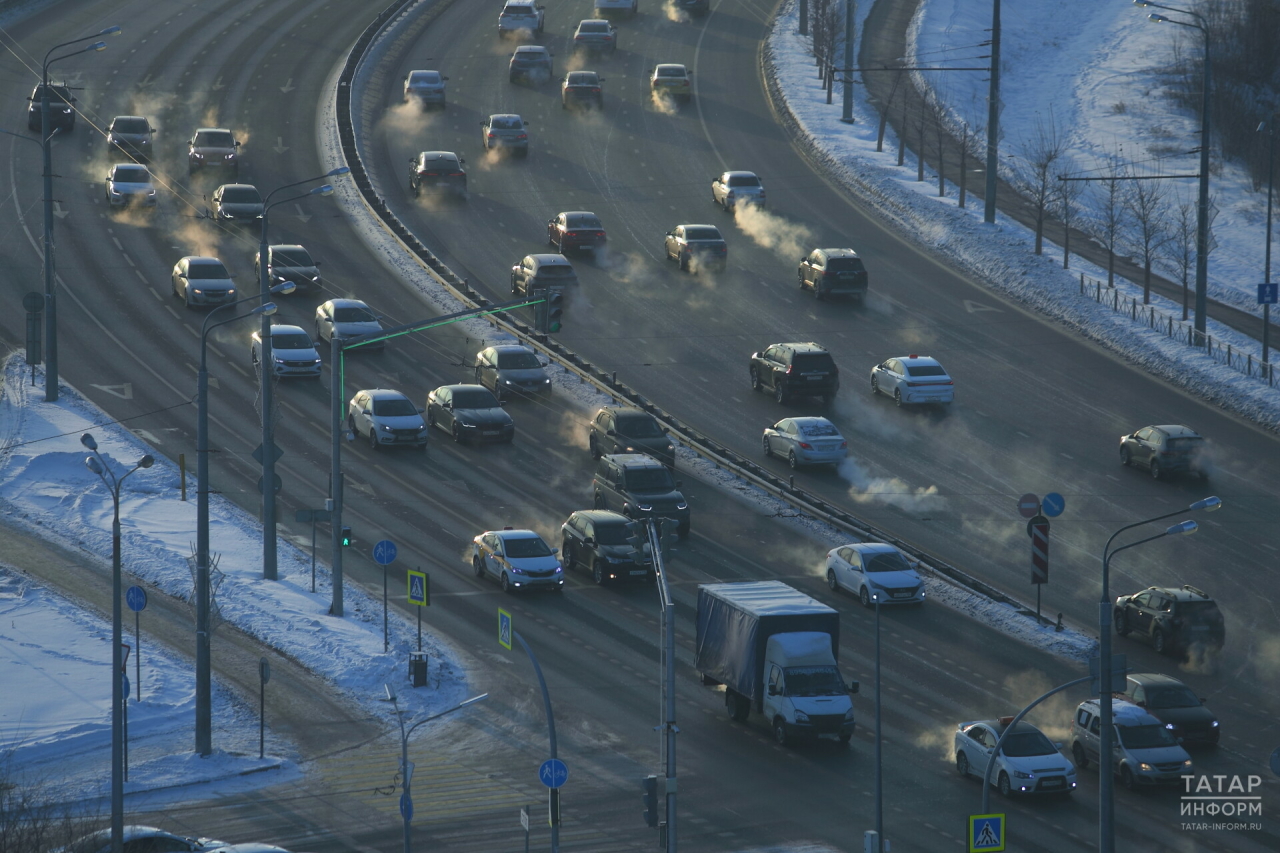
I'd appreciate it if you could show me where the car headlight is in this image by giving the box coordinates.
[665,445,674,452]
[676,501,688,510]
[509,565,524,574]
[380,424,394,432]
[458,421,477,429]
[310,359,321,365]
[1165,723,1176,730]
[109,189,121,197]
[1210,721,1219,727]
[225,154,235,160]
[637,503,653,511]
[543,378,551,385]
[272,355,286,364]
[1139,763,1154,772]
[1183,759,1193,769]
[147,189,156,196]
[191,152,204,159]
[1014,771,1035,779]
[503,380,513,385]
[793,711,809,723]
[843,707,856,721]
[554,565,563,573]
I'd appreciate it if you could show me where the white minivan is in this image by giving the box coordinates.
[1069,698,1193,791]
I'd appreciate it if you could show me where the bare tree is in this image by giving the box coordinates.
[809,0,842,81]
[1124,176,1172,304]
[0,752,102,853]
[1091,154,1128,288]
[1055,166,1085,269]
[1166,192,1197,320]
[1014,113,1064,255]
[930,87,949,197]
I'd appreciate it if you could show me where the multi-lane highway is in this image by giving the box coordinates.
[2,0,1277,851]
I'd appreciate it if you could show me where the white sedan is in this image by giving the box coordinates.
[825,542,924,607]
[762,417,847,468]
[347,389,427,451]
[954,718,1077,798]
[870,355,954,407]
[472,529,564,593]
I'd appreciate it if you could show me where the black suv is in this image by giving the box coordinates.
[561,510,653,584]
[511,253,577,295]
[592,454,689,538]
[749,342,839,405]
[1120,673,1220,745]
[408,151,467,199]
[589,407,675,468]
[27,83,76,133]
[1114,585,1224,657]
[797,248,868,301]
[1119,424,1209,480]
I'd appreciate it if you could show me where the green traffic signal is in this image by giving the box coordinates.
[341,526,352,547]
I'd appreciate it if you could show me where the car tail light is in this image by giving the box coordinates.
[517,133,527,139]
[799,442,813,450]
[566,231,577,237]
[840,441,848,448]
[592,88,600,92]
[603,35,612,40]
[449,171,465,176]
[785,365,794,374]
[488,133,497,138]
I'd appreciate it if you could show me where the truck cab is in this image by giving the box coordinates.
[762,632,857,746]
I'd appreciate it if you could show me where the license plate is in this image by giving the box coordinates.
[806,375,822,381]
[482,429,500,436]
[892,592,912,599]
[629,570,647,576]
[1041,779,1063,788]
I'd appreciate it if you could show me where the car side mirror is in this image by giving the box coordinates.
[459,157,466,164]
[848,680,860,694]
[409,158,416,164]
[150,128,156,134]
[551,547,559,555]
[444,403,452,410]
[598,78,606,82]
[1054,741,1064,750]
[443,76,450,81]
[524,121,530,126]
[234,141,241,147]
[606,429,616,436]
[767,685,779,696]
[662,427,669,434]
[583,537,595,546]
[362,409,371,416]
[417,407,425,414]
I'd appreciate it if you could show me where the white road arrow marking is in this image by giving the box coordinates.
[91,383,133,399]
[52,202,69,219]
[135,74,153,91]
[294,204,310,223]
[963,299,1002,313]
[279,79,295,93]
[273,137,288,154]
[346,478,375,498]
[212,76,224,90]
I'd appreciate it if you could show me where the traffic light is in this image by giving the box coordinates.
[545,284,564,333]
[655,518,680,558]
[341,526,352,547]
[641,774,659,828]
[625,521,646,561]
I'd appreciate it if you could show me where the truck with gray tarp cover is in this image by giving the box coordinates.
[696,580,857,746]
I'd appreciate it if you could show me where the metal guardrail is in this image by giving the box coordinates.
[333,0,1046,617]
[1078,273,1276,387]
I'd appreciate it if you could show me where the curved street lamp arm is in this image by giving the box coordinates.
[1101,496,1218,565]
[264,167,350,204]
[46,43,107,70]
[44,28,117,65]
[405,693,489,740]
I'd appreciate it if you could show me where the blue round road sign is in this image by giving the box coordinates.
[399,793,413,821]
[125,586,147,612]
[373,539,398,565]
[1042,492,1066,518]
[539,758,569,789]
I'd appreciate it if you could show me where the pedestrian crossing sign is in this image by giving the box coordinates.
[498,608,512,651]
[969,813,1005,852]
[407,570,428,606]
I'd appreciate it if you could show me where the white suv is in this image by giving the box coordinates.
[497,0,545,37]
[1069,698,1193,791]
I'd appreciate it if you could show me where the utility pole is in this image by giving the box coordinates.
[983,0,1001,224]
[648,519,678,853]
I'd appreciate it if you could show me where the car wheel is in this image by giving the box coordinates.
[998,772,1013,799]
[473,555,486,578]
[426,408,436,427]
[1120,446,1132,467]
[773,719,790,748]
[1120,765,1136,792]
[591,558,606,585]
[368,427,379,451]
[1152,628,1168,655]
[411,180,419,197]
[1072,741,1088,769]
[678,521,690,540]
[827,568,839,592]
[788,450,799,469]
[893,388,903,407]
[678,254,688,271]
[561,540,574,569]
[762,436,772,458]
[589,435,602,459]
[774,383,788,405]
[451,423,462,443]
[184,289,194,310]
[956,751,970,777]
[750,367,762,392]
[859,586,872,608]
[870,375,879,395]
[1149,459,1163,480]
[593,491,606,510]
[501,572,513,593]
[725,689,749,722]
[1115,610,1130,636]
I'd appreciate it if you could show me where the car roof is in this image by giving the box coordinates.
[527,253,572,265]
[1141,584,1214,602]
[489,113,524,121]
[677,223,719,230]
[845,542,902,556]
[407,69,440,78]
[492,528,543,541]
[1148,424,1202,438]
[723,170,759,178]
[571,509,630,525]
[578,17,609,24]
[180,255,222,264]
[772,341,829,353]
[965,719,1045,736]
[324,298,369,309]
[487,344,536,355]
[360,388,411,401]
[612,407,658,421]
[504,0,538,6]
[216,183,258,192]
[111,115,147,123]
[605,453,666,469]
[268,324,307,335]
[438,383,490,393]
[1126,672,1187,689]
[194,126,232,133]
[110,163,149,172]
[893,354,943,367]
[419,150,460,159]
[269,243,306,252]
[786,416,838,429]
[655,63,688,72]
[513,45,548,53]
[1081,697,1162,725]
[557,210,598,217]
[814,247,860,258]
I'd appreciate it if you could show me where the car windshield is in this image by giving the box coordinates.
[504,536,552,558]
[273,248,313,267]
[113,167,149,183]
[728,175,760,187]
[452,389,501,409]
[863,550,914,573]
[784,665,845,697]
[1000,730,1059,758]
[1146,686,1201,709]
[497,351,541,370]
[273,333,313,350]
[624,468,675,491]
[905,363,947,377]
[410,72,440,84]
[824,257,864,272]
[423,154,459,168]
[186,260,229,280]
[537,265,575,277]
[592,523,629,546]
[195,131,235,148]
[657,67,685,77]
[35,85,73,101]
[616,416,663,438]
[579,21,609,31]
[221,186,261,203]
[684,227,722,241]
[332,305,376,323]
[1117,723,1179,749]
[373,398,417,417]
[799,421,839,437]
[567,72,598,85]
[492,116,524,129]
[791,353,834,371]
[112,118,149,133]
[502,5,535,15]
[565,214,602,229]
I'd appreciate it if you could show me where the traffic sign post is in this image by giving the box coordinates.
[539,758,569,789]
[1040,492,1065,518]
[294,508,331,593]
[1028,514,1050,624]
[407,569,428,652]
[374,540,397,654]
[1017,493,1040,518]
[969,813,1005,851]
[125,586,146,702]
[521,805,531,853]
[498,609,512,651]
[258,657,271,759]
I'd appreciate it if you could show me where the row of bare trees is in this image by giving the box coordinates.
[1,752,102,853]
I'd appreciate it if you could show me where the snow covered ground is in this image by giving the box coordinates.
[767,0,1280,430]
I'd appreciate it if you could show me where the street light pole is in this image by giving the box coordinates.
[384,687,487,853]
[195,290,289,755]
[983,0,1000,224]
[79,433,152,853]
[1258,116,1276,366]
[1096,495,1220,853]
[256,170,345,581]
[872,589,883,852]
[39,26,120,402]
[1138,1,1211,343]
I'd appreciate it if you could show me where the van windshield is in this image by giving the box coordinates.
[1117,724,1178,749]
[784,666,845,697]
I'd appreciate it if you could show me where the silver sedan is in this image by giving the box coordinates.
[761,416,848,468]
